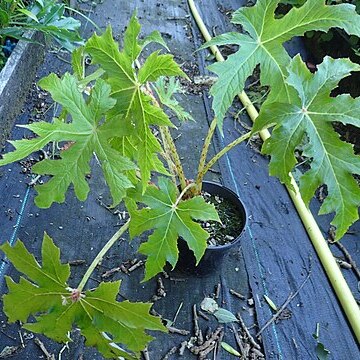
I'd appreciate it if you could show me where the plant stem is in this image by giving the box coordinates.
[134,58,186,187]
[77,219,130,292]
[162,126,187,190]
[197,131,252,186]
[64,6,102,32]
[141,78,187,190]
[174,182,196,207]
[188,0,360,342]
[195,117,217,187]
[159,127,178,185]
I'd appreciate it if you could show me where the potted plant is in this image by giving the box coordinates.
[0,13,251,358]
[1,0,360,357]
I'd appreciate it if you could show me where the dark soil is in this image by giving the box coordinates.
[202,191,245,246]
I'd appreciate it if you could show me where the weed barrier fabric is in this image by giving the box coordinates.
[0,0,359,359]
[190,0,360,358]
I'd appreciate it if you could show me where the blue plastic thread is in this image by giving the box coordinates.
[219,134,284,359]
[0,186,31,286]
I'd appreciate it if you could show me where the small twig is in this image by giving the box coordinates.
[231,323,245,356]
[128,260,144,272]
[18,331,24,348]
[335,241,360,280]
[208,168,221,174]
[256,264,312,337]
[214,283,221,299]
[190,327,223,355]
[236,312,261,350]
[55,55,71,64]
[167,326,190,336]
[120,264,129,274]
[157,277,166,297]
[172,302,183,324]
[162,346,177,360]
[251,347,265,357]
[193,304,203,345]
[58,343,69,360]
[243,344,251,358]
[215,329,224,358]
[28,174,42,186]
[336,259,352,270]
[34,337,55,360]
[150,308,161,317]
[213,343,218,360]
[198,310,210,321]
[69,259,86,266]
[142,347,150,360]
[230,288,246,300]
[101,267,121,279]
[179,341,187,356]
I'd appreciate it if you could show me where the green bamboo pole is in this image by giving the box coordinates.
[187,0,360,343]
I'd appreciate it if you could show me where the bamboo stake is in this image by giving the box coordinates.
[187,0,360,342]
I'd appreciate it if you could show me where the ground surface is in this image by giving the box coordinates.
[0,1,359,359]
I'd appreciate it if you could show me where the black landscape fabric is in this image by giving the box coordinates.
[0,0,359,359]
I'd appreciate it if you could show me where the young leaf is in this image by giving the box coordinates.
[203,0,360,127]
[85,22,185,189]
[253,55,360,239]
[0,234,166,359]
[129,177,220,281]
[264,295,278,311]
[200,297,219,314]
[154,77,194,122]
[313,323,330,360]
[221,342,241,356]
[0,74,135,208]
[213,308,238,323]
[140,30,170,51]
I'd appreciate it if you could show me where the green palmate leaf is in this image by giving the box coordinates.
[253,55,360,239]
[203,0,360,128]
[140,30,170,51]
[154,77,194,122]
[123,11,142,62]
[0,234,166,359]
[0,74,135,208]
[85,18,186,189]
[129,177,220,281]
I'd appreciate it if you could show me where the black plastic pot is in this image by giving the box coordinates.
[174,181,247,276]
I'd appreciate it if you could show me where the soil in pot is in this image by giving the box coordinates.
[174,181,247,276]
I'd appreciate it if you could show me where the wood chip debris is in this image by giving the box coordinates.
[101,259,144,279]
[0,346,19,358]
[69,259,86,266]
[162,346,177,360]
[34,337,55,360]
[190,326,223,359]
[151,277,167,301]
[193,75,217,86]
[229,288,246,300]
